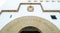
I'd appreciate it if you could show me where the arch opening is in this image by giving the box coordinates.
[18,26,42,33]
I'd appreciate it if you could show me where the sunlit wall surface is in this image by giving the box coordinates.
[0,0,60,30]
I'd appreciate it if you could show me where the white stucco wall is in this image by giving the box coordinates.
[0,0,60,30]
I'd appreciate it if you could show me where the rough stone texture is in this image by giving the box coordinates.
[0,16,60,33]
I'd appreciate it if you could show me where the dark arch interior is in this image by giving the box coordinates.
[18,26,42,33]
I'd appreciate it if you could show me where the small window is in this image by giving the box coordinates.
[51,15,57,19]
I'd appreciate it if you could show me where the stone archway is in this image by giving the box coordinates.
[0,16,60,33]
[19,26,42,33]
